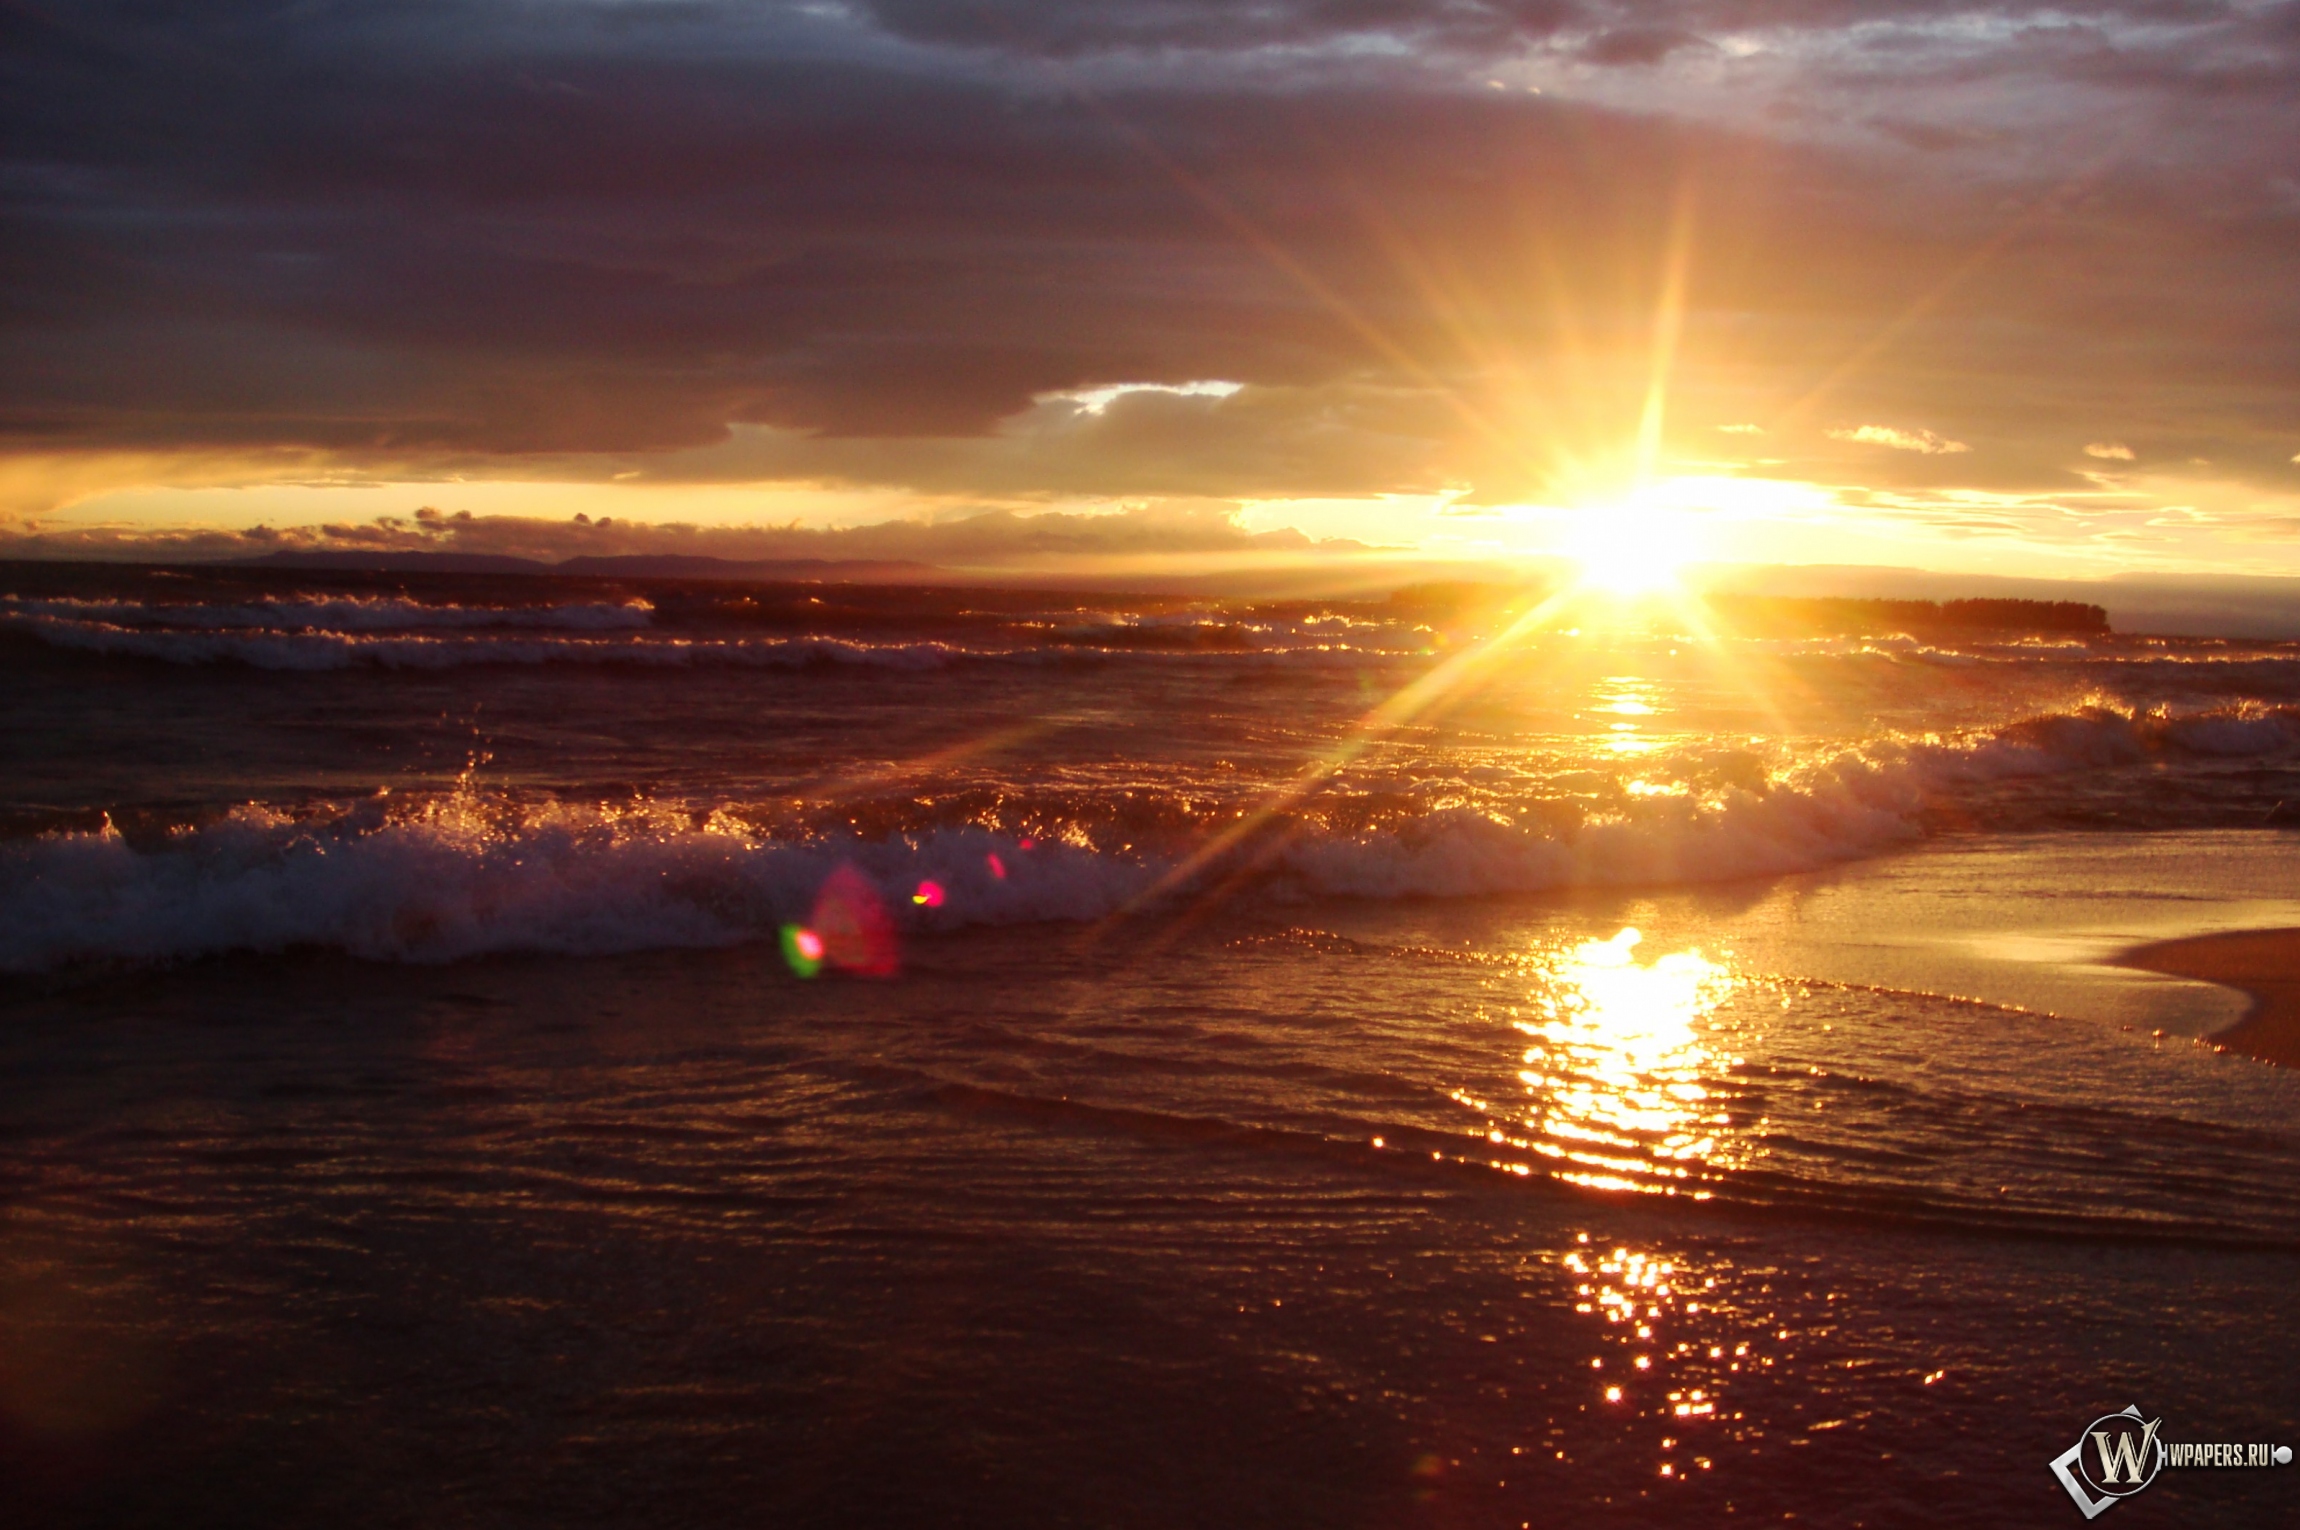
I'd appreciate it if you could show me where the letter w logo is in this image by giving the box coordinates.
[2093,1419,2162,1485]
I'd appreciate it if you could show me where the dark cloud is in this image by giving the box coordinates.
[853,0,1586,56]
[848,0,2274,63]
[0,0,2296,509]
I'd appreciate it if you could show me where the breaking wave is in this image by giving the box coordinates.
[1,593,655,631]
[0,611,969,671]
[0,609,1409,671]
[6,702,2297,972]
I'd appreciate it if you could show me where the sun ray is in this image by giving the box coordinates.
[1765,128,2143,437]
[780,717,1066,811]
[1032,61,1550,487]
[1634,185,1697,491]
[1645,585,1807,745]
[1088,583,1581,942]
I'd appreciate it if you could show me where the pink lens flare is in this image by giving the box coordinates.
[793,928,825,961]
[809,863,899,977]
[986,853,1006,880]
[912,880,945,907]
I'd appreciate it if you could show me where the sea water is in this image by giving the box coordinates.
[3,562,2297,1526]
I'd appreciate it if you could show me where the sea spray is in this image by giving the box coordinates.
[9,698,2298,971]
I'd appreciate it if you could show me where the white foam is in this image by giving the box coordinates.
[0,609,1414,671]
[0,594,654,632]
[5,701,2297,972]
[0,613,964,671]
[1277,703,2300,898]
[0,804,1151,971]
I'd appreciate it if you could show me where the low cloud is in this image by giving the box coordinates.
[2085,442,2137,460]
[1828,425,1972,456]
[0,501,1378,571]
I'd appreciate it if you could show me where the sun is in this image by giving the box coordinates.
[1564,501,1703,595]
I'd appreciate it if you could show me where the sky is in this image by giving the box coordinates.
[4,1,2299,582]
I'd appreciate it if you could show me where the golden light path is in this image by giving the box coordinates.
[1516,927,1747,1196]
[1529,932,1807,1485]
[1555,1231,1809,1483]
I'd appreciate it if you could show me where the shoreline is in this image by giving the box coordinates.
[2116,927,2300,1068]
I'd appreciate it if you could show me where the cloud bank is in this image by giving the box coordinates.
[0,499,1378,574]
[2,1,2297,555]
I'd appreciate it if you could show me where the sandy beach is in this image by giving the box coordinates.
[2121,928,2300,1067]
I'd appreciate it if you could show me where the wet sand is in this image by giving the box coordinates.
[2120,928,2300,1067]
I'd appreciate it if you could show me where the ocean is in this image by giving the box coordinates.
[4,560,2298,1527]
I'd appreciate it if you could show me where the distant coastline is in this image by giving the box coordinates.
[1388,580,2112,637]
[1698,593,2110,638]
[14,548,2300,635]
[0,557,2122,641]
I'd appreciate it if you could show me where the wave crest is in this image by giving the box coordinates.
[2,593,655,632]
[7,700,2296,972]
[0,612,965,671]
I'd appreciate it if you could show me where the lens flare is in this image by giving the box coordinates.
[810,863,899,977]
[779,923,824,979]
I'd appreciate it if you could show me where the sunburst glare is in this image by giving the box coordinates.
[1565,499,1708,596]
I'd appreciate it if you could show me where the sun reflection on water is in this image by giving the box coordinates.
[1517,927,1748,1196]
[1592,677,1668,756]
[1556,1234,1795,1484]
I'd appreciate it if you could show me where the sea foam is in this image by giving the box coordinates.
[2,593,655,631]
[6,702,2294,972]
[0,611,967,671]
